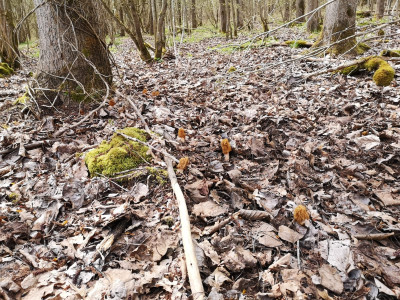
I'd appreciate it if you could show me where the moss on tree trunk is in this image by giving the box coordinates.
[34,0,112,106]
[313,0,358,56]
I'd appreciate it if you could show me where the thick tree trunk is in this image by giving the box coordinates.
[191,0,197,28]
[33,0,112,104]
[376,0,385,18]
[0,0,19,68]
[306,0,319,32]
[219,0,227,33]
[314,0,357,55]
[296,0,305,22]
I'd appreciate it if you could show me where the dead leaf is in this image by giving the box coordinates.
[319,264,343,294]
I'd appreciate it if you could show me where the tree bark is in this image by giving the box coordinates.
[102,0,152,62]
[155,0,168,60]
[119,6,125,36]
[219,0,227,33]
[0,0,20,68]
[306,0,319,32]
[225,0,232,39]
[33,0,112,105]
[177,0,182,27]
[191,0,197,28]
[126,1,153,62]
[260,0,269,32]
[376,0,385,18]
[314,0,357,55]
[283,0,291,22]
[151,0,158,36]
[236,0,243,28]
[231,0,238,36]
[296,0,305,22]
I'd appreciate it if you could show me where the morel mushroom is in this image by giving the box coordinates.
[221,139,232,161]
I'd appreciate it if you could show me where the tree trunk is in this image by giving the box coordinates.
[296,0,305,22]
[177,0,182,27]
[219,0,227,33]
[231,0,238,36]
[260,0,269,32]
[155,0,168,60]
[236,0,243,27]
[225,0,232,39]
[306,0,319,32]
[376,0,385,18]
[0,0,19,68]
[126,1,153,62]
[151,0,158,37]
[119,6,125,36]
[283,0,291,22]
[314,0,357,55]
[33,0,112,105]
[191,0,197,28]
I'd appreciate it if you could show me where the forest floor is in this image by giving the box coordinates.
[1,23,400,300]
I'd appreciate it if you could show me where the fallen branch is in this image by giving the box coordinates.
[165,157,205,300]
[0,140,52,156]
[202,212,240,236]
[353,232,394,241]
[305,56,400,79]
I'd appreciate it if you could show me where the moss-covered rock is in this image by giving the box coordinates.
[380,50,400,57]
[85,127,151,177]
[0,63,14,78]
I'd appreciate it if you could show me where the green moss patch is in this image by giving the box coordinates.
[285,40,311,48]
[364,57,395,86]
[14,93,29,105]
[380,50,400,57]
[356,42,371,55]
[0,63,14,78]
[85,127,151,177]
[339,56,395,86]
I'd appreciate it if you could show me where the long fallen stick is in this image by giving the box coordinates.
[165,157,205,300]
